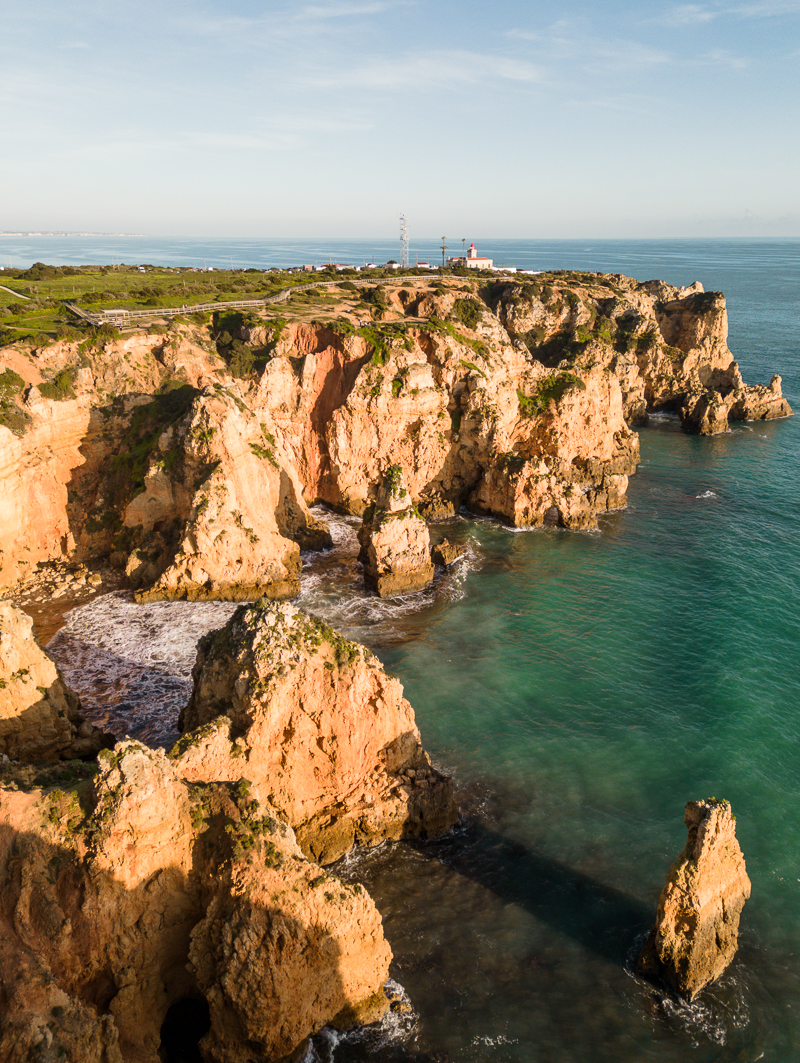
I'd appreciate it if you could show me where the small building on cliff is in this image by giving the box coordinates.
[449,243,493,270]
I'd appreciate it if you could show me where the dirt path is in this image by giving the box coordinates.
[0,284,29,300]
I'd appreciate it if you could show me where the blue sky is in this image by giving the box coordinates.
[1,0,798,237]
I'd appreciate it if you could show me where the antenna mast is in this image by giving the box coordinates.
[400,213,409,268]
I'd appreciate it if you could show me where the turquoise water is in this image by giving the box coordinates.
[322,242,800,1062]
[19,236,800,1060]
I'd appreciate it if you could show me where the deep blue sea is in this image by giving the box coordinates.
[31,237,800,1062]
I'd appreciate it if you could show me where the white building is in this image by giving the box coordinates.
[450,243,492,270]
[449,243,493,270]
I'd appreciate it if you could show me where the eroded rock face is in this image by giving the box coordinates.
[127,386,307,603]
[638,799,751,999]
[177,600,458,863]
[0,742,392,1063]
[0,273,791,598]
[494,275,792,436]
[357,468,435,597]
[0,602,112,762]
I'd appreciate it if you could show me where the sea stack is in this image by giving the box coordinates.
[638,798,751,999]
[357,466,435,598]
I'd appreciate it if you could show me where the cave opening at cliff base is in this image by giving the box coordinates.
[159,995,211,1063]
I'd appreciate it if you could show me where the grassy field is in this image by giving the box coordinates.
[0,263,447,345]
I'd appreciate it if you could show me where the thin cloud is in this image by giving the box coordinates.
[658,0,800,22]
[660,4,718,23]
[695,47,751,65]
[310,49,543,90]
[189,0,403,41]
[506,28,670,70]
[300,1,398,17]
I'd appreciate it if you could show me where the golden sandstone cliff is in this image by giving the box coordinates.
[0,271,785,1059]
[0,271,790,600]
[0,599,455,1062]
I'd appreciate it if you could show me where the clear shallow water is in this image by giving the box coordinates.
[39,239,800,1062]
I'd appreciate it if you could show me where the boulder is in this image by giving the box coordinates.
[638,798,751,999]
[431,538,464,567]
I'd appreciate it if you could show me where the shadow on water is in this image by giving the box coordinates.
[411,820,654,966]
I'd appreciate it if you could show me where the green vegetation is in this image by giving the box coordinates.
[424,316,489,360]
[355,321,409,366]
[384,464,403,491]
[517,371,586,417]
[0,368,30,435]
[38,367,76,401]
[452,297,482,330]
[459,359,487,379]
[248,441,279,468]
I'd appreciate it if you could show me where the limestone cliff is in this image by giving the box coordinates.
[0,272,791,599]
[493,274,791,434]
[638,798,751,999]
[0,602,111,761]
[0,742,391,1063]
[0,602,459,1061]
[177,599,458,863]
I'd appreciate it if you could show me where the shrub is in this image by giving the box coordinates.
[517,372,585,417]
[227,340,255,379]
[452,298,482,330]
[39,368,77,401]
[0,369,24,399]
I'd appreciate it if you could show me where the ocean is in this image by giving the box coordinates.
[29,237,800,1062]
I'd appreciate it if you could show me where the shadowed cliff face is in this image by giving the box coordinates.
[0,743,392,1063]
[0,272,791,598]
[0,583,463,1063]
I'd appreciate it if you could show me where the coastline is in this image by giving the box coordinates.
[1,245,799,1062]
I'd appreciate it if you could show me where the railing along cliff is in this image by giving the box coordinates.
[62,276,430,328]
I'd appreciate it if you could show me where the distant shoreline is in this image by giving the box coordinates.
[0,232,146,238]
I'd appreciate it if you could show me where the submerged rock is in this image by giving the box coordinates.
[638,798,751,999]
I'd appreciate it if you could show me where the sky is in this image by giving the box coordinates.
[1,0,799,238]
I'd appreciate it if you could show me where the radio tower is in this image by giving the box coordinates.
[400,213,409,269]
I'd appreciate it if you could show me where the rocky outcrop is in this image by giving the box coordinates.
[431,537,464,567]
[357,467,435,597]
[0,272,791,597]
[494,274,792,435]
[125,386,310,602]
[638,799,751,999]
[0,589,460,1062]
[0,742,392,1063]
[0,602,111,761]
[680,373,792,435]
[176,599,458,864]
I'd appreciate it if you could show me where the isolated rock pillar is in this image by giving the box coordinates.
[638,798,751,999]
